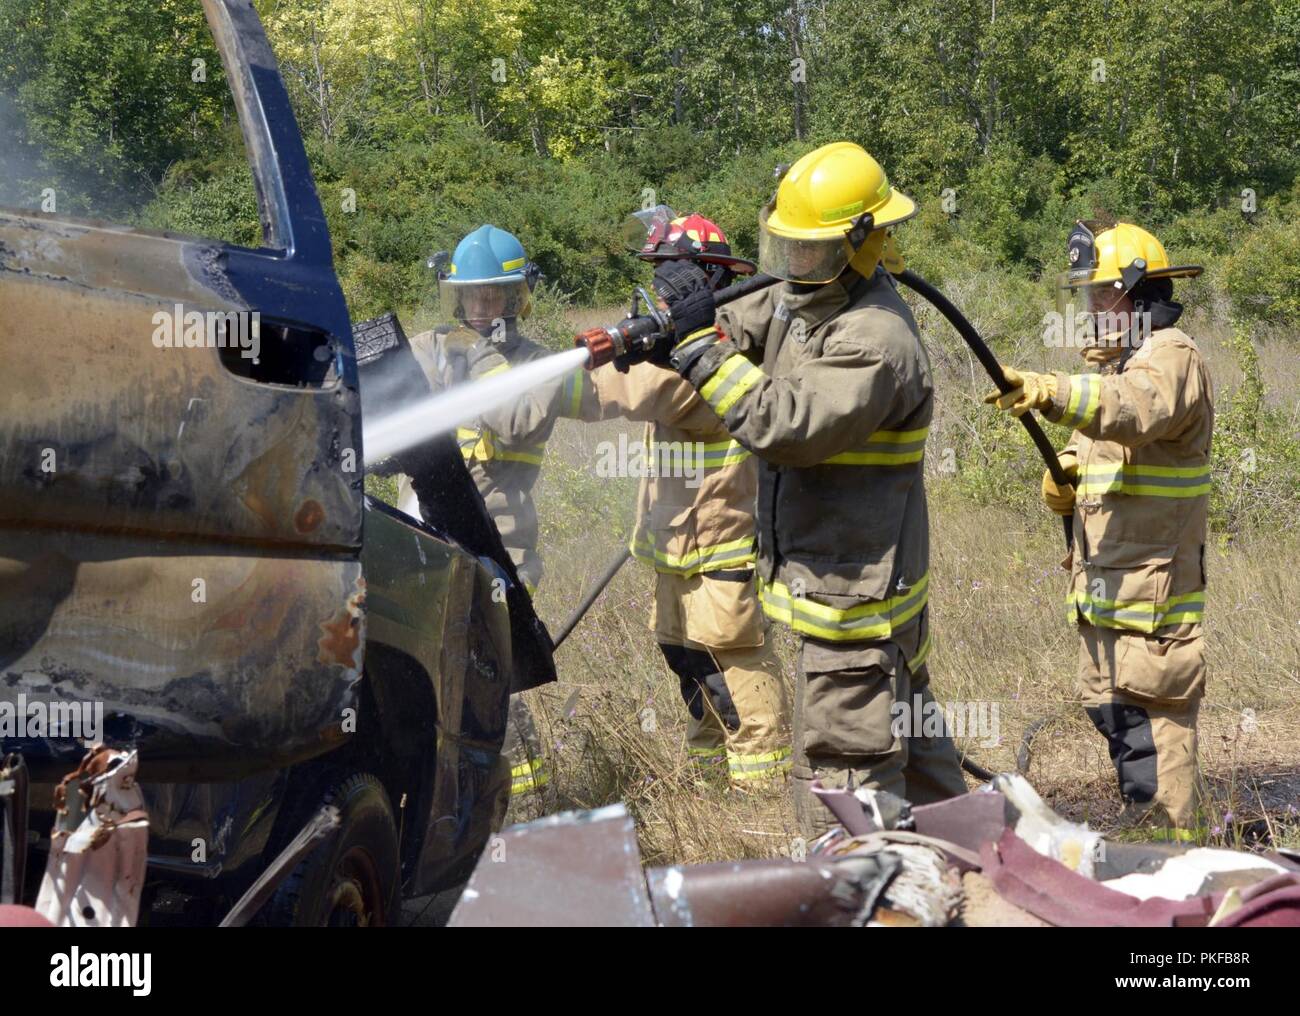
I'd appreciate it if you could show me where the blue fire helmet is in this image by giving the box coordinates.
[439,225,538,323]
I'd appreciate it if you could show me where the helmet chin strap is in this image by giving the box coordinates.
[706,264,734,290]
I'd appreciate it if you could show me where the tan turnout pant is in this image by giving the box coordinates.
[652,570,792,785]
[792,625,967,840]
[1077,620,1205,833]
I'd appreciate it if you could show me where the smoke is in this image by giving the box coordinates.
[0,92,49,211]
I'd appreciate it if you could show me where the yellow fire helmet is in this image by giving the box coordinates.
[759,141,917,284]
[1059,220,1203,297]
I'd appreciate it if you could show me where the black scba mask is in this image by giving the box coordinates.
[1065,221,1098,283]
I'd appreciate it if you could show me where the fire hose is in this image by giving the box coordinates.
[566,266,1075,781]
[575,268,1073,553]
[550,546,633,650]
[892,269,1074,552]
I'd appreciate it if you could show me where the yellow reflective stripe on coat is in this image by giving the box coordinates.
[640,438,751,470]
[561,370,588,418]
[645,536,756,577]
[1062,373,1101,429]
[480,361,511,380]
[759,572,930,642]
[456,425,545,465]
[698,439,751,468]
[629,529,656,565]
[509,758,550,795]
[1077,463,1211,498]
[699,353,764,416]
[727,746,792,780]
[1068,588,1205,632]
[822,426,929,466]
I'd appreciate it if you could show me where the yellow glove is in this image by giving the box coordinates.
[1041,450,1079,515]
[984,366,1057,418]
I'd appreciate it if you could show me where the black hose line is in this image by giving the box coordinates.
[550,546,633,650]
[959,755,997,782]
[893,269,1074,551]
[712,272,780,307]
[1015,714,1061,776]
[958,712,1063,784]
[721,269,1072,547]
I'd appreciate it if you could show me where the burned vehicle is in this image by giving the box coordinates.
[0,0,553,925]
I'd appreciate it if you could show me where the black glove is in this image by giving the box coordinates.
[653,261,717,339]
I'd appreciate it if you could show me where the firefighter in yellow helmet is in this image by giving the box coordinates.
[636,142,968,837]
[576,209,792,786]
[986,221,1212,838]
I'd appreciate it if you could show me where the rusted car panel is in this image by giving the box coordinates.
[0,217,360,548]
[0,529,362,781]
[0,0,363,777]
[0,221,364,778]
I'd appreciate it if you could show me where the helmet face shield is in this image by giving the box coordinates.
[622,204,677,254]
[439,277,532,327]
[1055,275,1153,355]
[758,204,854,283]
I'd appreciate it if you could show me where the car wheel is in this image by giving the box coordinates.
[266,772,400,927]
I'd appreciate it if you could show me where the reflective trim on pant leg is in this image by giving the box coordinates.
[509,757,550,795]
[1150,825,1200,842]
[688,745,727,765]
[711,640,792,783]
[727,746,792,781]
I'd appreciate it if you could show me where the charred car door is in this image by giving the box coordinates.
[0,0,363,781]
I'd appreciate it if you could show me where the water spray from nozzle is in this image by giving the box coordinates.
[363,345,591,466]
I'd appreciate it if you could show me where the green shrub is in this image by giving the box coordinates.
[1210,321,1300,536]
[1220,216,1300,329]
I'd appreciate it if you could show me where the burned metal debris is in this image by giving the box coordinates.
[450,778,1300,928]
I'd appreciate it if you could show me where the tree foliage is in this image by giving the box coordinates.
[2,0,1298,314]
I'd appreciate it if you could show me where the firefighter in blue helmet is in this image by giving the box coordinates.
[398,226,593,809]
